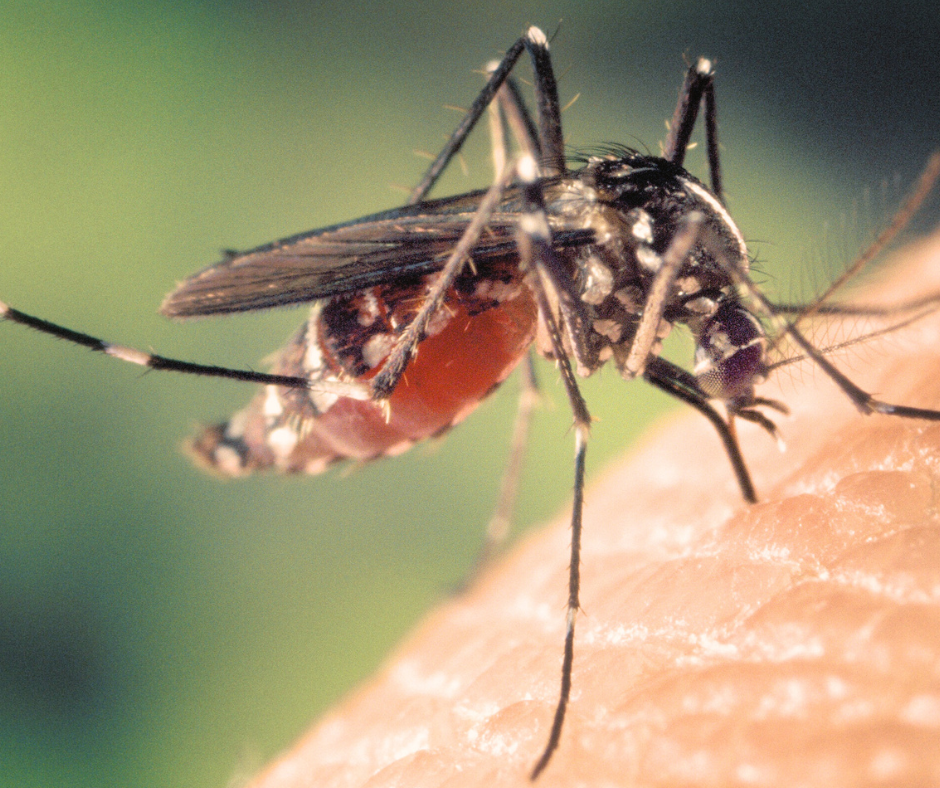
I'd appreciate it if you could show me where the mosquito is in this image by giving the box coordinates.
[2,26,939,779]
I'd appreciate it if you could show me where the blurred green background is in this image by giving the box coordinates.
[1,1,938,786]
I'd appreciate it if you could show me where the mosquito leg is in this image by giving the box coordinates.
[522,26,564,176]
[409,26,564,204]
[0,299,363,394]
[486,65,544,183]
[526,264,590,782]
[702,70,722,200]
[488,66,542,164]
[408,55,558,575]
[379,20,569,397]
[407,38,525,203]
[370,158,520,400]
[644,356,758,503]
[739,153,940,421]
[767,305,940,379]
[784,319,940,421]
[779,311,940,421]
[447,69,546,580]
[487,75,512,180]
[486,69,540,187]
[385,28,566,405]
[622,211,703,378]
[663,58,723,201]
[525,276,589,782]
[720,254,940,424]
[773,294,940,317]
[514,153,598,376]
[457,353,541,583]
[789,151,940,326]
[511,154,591,780]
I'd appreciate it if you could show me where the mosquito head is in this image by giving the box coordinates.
[693,297,767,402]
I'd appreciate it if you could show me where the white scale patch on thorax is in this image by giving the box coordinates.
[304,307,327,375]
[631,209,655,244]
[636,245,662,272]
[580,255,614,305]
[679,177,749,267]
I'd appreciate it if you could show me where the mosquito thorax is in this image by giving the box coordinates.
[558,152,757,384]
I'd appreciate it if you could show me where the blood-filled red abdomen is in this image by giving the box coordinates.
[190,284,537,476]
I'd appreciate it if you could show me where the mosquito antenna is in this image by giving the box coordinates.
[793,152,940,327]
[767,305,940,374]
[773,291,940,316]
[757,152,940,365]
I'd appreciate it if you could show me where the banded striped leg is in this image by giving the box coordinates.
[514,154,591,780]
[473,353,539,574]
[373,26,565,400]
[663,57,723,201]
[0,300,368,396]
[643,357,758,503]
[372,24,567,498]
[661,63,940,429]
[718,154,940,424]
[469,70,545,575]
[408,25,565,206]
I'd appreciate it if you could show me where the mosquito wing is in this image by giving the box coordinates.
[160,186,594,318]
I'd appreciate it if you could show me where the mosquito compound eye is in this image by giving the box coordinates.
[694,301,766,400]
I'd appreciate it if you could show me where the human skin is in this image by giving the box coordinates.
[244,231,940,788]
